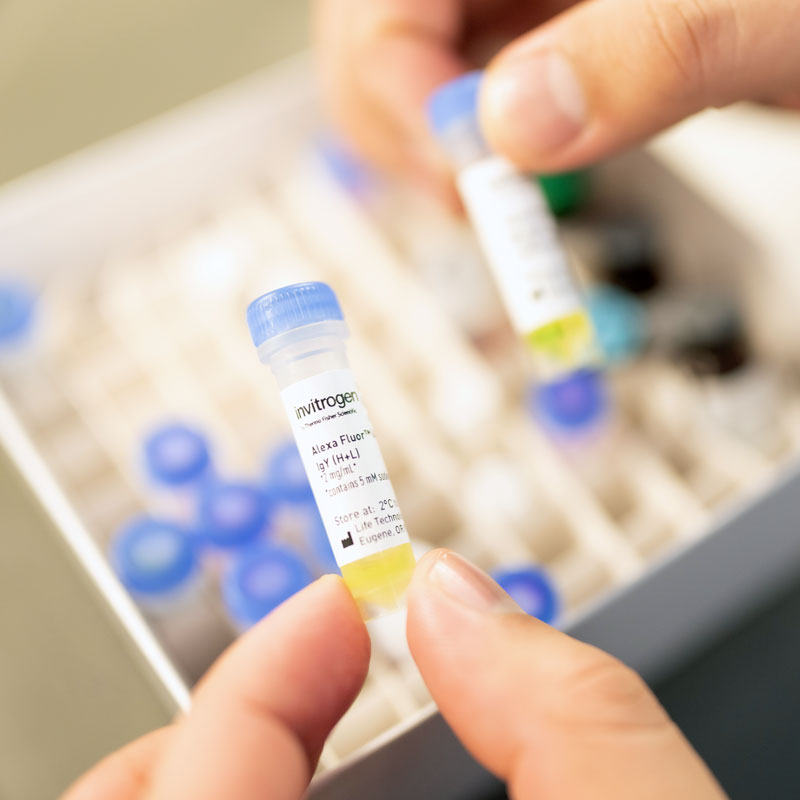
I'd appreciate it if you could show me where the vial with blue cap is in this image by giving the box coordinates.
[0,279,36,372]
[110,516,233,679]
[265,440,339,574]
[222,543,313,631]
[427,72,599,380]
[492,566,559,624]
[142,422,212,520]
[246,281,415,619]
[197,481,272,571]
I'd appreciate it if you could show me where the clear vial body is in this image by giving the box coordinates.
[259,320,415,619]
[432,85,597,379]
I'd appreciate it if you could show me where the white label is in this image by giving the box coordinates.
[458,155,582,335]
[281,369,409,567]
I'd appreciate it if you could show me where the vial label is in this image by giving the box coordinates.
[281,369,409,567]
[457,155,582,336]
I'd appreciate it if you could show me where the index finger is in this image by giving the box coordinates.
[145,575,370,800]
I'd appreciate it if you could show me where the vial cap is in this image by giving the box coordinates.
[0,280,35,345]
[265,440,314,504]
[587,285,646,364]
[111,517,197,596]
[492,566,558,624]
[246,282,343,348]
[199,482,270,550]
[427,71,483,135]
[143,423,210,487]
[531,368,608,437]
[223,544,312,627]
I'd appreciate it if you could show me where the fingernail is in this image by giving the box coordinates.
[482,49,586,155]
[427,551,521,613]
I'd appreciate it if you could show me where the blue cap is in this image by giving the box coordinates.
[0,280,35,345]
[317,133,378,200]
[492,566,558,624]
[143,423,210,487]
[198,482,270,550]
[587,285,646,363]
[265,440,313,504]
[111,517,197,596]
[223,544,312,627]
[427,71,483,135]
[246,282,343,348]
[530,368,608,437]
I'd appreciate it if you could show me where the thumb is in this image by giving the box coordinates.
[480,0,800,172]
[407,550,725,799]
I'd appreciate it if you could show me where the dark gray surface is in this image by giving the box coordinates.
[312,462,800,799]
[0,445,176,799]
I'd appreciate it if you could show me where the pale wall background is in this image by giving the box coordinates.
[0,0,309,184]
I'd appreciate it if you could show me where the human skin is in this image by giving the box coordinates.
[63,551,726,799]
[314,0,800,204]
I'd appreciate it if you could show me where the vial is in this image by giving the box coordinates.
[265,440,338,573]
[492,566,559,624]
[142,423,212,520]
[222,543,312,631]
[246,282,415,618]
[110,517,233,681]
[0,279,36,373]
[197,481,271,570]
[427,72,598,380]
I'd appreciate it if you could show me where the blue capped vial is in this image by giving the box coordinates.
[247,281,414,618]
[265,440,314,505]
[492,566,558,624]
[110,517,198,604]
[143,423,211,488]
[530,368,608,439]
[198,482,270,552]
[586,285,646,364]
[0,280,36,369]
[223,544,312,629]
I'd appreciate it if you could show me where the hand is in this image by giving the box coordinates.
[64,552,725,799]
[407,549,726,799]
[315,0,800,192]
[62,576,370,800]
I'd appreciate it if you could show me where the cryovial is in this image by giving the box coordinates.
[491,565,559,624]
[110,516,233,681]
[427,71,598,380]
[142,423,211,520]
[0,279,36,373]
[246,282,415,618]
[670,292,780,448]
[197,481,271,569]
[222,543,312,631]
[265,440,339,573]
[586,285,647,364]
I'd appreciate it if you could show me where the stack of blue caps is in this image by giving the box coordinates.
[0,280,35,350]
[110,517,198,599]
[223,544,312,628]
[143,423,210,488]
[492,566,559,624]
[530,368,608,439]
[198,482,271,551]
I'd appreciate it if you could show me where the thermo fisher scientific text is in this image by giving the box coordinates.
[428,71,598,378]
[247,282,415,618]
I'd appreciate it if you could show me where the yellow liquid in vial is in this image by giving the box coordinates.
[525,309,596,373]
[340,541,416,620]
